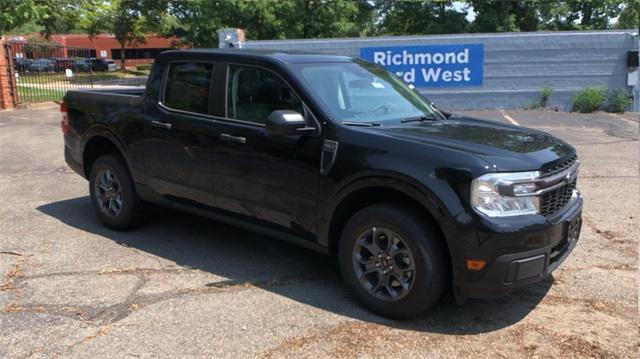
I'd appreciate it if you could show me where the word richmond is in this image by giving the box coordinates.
[362,44,484,87]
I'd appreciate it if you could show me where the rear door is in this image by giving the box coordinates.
[210,63,323,238]
[138,61,218,206]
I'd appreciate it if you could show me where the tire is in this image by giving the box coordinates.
[89,154,145,230]
[338,203,449,319]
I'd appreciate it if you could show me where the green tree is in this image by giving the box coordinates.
[0,0,47,35]
[615,0,640,30]
[167,0,374,47]
[539,0,626,31]
[537,1,578,30]
[276,0,374,38]
[469,0,539,33]
[81,0,169,70]
[36,1,86,36]
[376,0,469,35]
[6,21,44,35]
[168,0,282,46]
[0,0,86,36]
[568,0,623,30]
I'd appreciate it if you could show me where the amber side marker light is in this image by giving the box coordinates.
[467,259,486,271]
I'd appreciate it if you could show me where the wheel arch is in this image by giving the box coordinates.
[82,130,128,178]
[323,174,455,260]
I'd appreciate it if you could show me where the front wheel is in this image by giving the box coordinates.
[89,154,145,230]
[339,203,449,318]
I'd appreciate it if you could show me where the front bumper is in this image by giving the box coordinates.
[453,195,583,301]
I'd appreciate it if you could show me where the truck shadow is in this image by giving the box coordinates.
[37,196,551,335]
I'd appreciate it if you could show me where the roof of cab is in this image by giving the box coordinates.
[158,48,354,64]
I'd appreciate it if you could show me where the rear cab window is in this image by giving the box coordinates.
[163,62,214,114]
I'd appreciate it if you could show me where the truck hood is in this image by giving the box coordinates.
[368,116,575,171]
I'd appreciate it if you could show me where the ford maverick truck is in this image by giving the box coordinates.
[62,49,582,318]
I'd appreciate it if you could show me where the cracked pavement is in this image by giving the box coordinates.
[0,105,638,358]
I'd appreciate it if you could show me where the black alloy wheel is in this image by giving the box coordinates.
[352,226,416,301]
[93,169,123,217]
[339,203,449,318]
[89,154,145,230]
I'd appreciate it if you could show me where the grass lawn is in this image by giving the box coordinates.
[17,70,147,85]
[17,86,66,102]
[15,69,149,103]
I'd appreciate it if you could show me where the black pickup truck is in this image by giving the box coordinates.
[62,49,582,318]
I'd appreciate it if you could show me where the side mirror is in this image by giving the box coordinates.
[266,110,314,136]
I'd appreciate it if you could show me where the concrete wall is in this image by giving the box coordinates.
[240,30,639,111]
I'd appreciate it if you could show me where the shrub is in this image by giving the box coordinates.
[523,100,541,110]
[571,87,607,113]
[606,89,632,113]
[540,86,552,107]
[136,64,152,71]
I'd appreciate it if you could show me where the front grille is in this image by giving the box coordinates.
[541,154,578,177]
[540,179,577,216]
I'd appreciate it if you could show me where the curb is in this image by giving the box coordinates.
[16,101,60,110]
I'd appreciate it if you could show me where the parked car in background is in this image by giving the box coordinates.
[89,58,108,71]
[106,59,117,72]
[29,59,55,72]
[54,58,75,72]
[74,59,91,72]
[90,58,118,72]
[13,58,33,72]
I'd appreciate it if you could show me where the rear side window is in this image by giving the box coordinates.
[227,65,303,124]
[163,62,213,114]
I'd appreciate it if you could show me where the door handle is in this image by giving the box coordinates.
[151,120,172,130]
[220,133,246,144]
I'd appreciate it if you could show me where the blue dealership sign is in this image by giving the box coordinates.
[360,44,484,87]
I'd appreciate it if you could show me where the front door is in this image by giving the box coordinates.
[210,64,322,239]
[139,61,217,206]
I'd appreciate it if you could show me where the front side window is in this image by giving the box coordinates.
[163,62,213,114]
[227,65,303,124]
[293,61,443,124]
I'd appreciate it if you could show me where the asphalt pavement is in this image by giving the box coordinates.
[0,105,637,358]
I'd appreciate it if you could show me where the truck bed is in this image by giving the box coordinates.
[65,87,145,107]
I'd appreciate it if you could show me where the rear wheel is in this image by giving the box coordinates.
[89,155,145,230]
[339,203,449,318]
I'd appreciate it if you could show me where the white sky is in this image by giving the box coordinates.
[452,1,477,22]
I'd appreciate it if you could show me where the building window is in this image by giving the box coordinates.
[67,49,96,58]
[110,48,171,60]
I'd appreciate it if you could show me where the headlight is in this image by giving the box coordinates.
[471,171,541,217]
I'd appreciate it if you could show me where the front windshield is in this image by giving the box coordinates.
[293,61,442,123]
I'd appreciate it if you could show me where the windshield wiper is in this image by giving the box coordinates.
[342,121,382,127]
[400,115,440,123]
